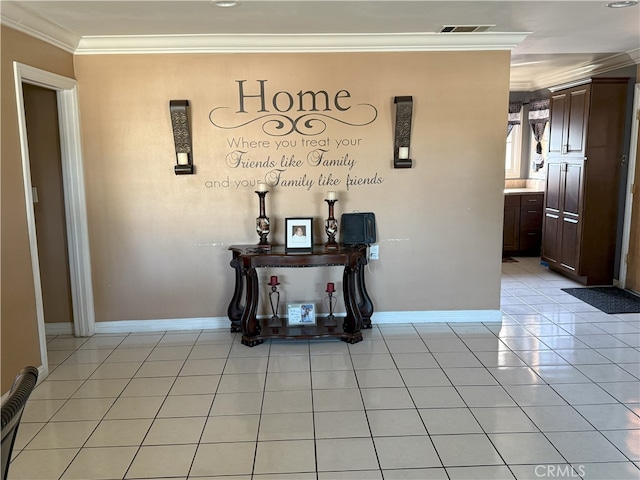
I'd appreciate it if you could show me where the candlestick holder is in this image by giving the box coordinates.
[324,199,338,250]
[255,190,271,250]
[268,276,282,328]
[324,282,338,327]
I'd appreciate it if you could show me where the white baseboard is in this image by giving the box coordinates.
[45,310,500,336]
[44,322,74,335]
[371,310,502,323]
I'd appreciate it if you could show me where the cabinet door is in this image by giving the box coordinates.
[548,85,590,157]
[558,161,584,271]
[549,93,568,155]
[542,161,562,265]
[566,88,589,155]
[503,204,520,252]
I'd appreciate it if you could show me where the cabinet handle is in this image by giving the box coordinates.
[527,232,537,236]
[527,210,538,213]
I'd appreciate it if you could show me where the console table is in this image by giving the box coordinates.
[228,244,373,346]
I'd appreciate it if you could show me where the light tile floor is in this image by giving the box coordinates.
[7,257,640,479]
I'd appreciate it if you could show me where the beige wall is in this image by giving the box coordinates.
[75,51,509,323]
[1,26,75,392]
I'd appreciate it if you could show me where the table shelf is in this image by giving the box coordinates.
[228,244,373,347]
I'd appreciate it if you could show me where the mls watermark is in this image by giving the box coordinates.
[534,464,586,478]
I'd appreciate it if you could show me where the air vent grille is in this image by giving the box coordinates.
[440,25,493,33]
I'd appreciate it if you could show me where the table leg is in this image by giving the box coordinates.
[341,264,363,342]
[356,256,374,329]
[227,254,244,332]
[241,267,263,347]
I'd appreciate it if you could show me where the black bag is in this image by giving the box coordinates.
[341,213,376,245]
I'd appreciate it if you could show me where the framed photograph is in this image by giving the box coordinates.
[287,302,316,326]
[285,217,313,251]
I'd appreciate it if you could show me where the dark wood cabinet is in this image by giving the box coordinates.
[503,192,544,256]
[542,78,628,285]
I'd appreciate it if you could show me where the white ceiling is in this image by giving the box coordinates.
[2,0,639,91]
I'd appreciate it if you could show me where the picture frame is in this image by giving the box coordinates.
[287,302,316,326]
[285,217,313,251]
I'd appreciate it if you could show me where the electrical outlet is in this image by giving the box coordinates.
[369,245,379,260]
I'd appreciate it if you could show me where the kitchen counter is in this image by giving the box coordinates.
[504,187,545,195]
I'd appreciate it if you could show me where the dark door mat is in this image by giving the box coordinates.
[562,287,640,314]
[502,257,518,263]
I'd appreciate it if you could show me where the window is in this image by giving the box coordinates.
[505,118,522,178]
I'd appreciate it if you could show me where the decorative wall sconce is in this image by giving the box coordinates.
[170,100,194,175]
[393,96,413,169]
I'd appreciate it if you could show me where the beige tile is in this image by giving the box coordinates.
[217,373,266,393]
[210,392,263,415]
[12,422,45,450]
[47,363,99,380]
[71,378,129,398]
[31,380,84,400]
[181,358,226,375]
[86,419,153,447]
[314,410,371,439]
[104,396,165,419]
[157,394,214,417]
[62,446,138,479]
[264,371,311,391]
[22,400,66,423]
[256,355,305,373]
[134,360,185,377]
[51,398,116,421]
[200,415,260,443]
[89,361,143,379]
[104,347,153,363]
[360,387,414,410]
[6,447,78,479]
[62,349,113,364]
[121,377,174,397]
[376,435,442,469]
[258,412,314,440]
[25,420,98,449]
[367,409,427,436]
[254,439,316,474]
[124,444,197,478]
[190,442,255,476]
[312,370,358,389]
[188,343,232,359]
[147,345,192,361]
[262,390,312,413]
[169,374,220,395]
[144,416,206,445]
[316,438,379,472]
[312,388,363,412]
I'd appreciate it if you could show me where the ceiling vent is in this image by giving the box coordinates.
[440,25,494,33]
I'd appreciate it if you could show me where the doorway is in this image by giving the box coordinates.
[23,84,75,330]
[621,83,640,294]
[13,62,95,371]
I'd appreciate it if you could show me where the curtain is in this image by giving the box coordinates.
[528,98,550,171]
[507,101,522,137]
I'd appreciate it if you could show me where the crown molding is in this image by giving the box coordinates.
[73,32,531,55]
[528,48,640,91]
[0,2,80,53]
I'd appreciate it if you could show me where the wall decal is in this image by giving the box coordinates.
[206,79,386,192]
[209,80,377,137]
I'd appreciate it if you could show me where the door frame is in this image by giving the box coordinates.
[620,83,640,289]
[13,62,95,369]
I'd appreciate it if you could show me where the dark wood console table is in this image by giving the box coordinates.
[228,244,373,346]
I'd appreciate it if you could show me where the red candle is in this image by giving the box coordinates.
[269,276,278,286]
[326,282,335,293]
